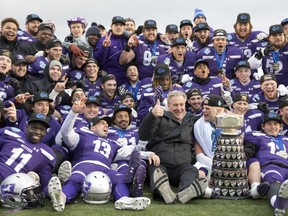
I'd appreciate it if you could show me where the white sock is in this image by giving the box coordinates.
[250,182,260,199]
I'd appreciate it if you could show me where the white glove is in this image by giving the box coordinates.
[185,38,193,51]
[181,74,192,84]
[248,103,258,110]
[256,32,268,41]
[221,88,233,106]
[137,140,148,151]
[252,68,264,81]
[278,84,288,97]
[117,145,135,158]
[253,72,261,80]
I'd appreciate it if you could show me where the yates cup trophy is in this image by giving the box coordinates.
[210,113,250,199]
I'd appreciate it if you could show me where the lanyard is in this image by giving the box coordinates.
[117,130,127,138]
[214,48,226,70]
[270,135,285,151]
[272,50,280,63]
[128,80,140,102]
[146,40,157,56]
[211,127,222,152]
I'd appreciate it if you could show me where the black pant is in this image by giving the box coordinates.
[149,163,199,193]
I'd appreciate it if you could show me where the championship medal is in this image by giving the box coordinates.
[276,150,288,159]
[273,62,279,71]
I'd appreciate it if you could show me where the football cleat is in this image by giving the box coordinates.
[48,176,66,212]
[275,180,288,216]
[114,196,150,210]
[250,182,270,199]
[58,161,72,184]
[153,167,177,204]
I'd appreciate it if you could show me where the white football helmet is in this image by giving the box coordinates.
[0,173,45,209]
[81,171,112,204]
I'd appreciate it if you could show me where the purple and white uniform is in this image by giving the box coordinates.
[0,126,55,195]
[245,131,288,184]
[132,38,169,80]
[60,112,130,202]
[182,76,222,97]
[250,91,279,113]
[230,78,261,98]
[227,31,266,59]
[157,51,197,83]
[197,45,244,79]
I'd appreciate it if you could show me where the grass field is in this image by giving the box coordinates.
[0,186,286,216]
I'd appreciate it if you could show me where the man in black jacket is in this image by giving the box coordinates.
[139,90,208,204]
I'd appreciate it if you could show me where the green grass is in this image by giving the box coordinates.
[0,188,285,216]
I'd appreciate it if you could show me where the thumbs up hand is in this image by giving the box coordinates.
[152,99,165,117]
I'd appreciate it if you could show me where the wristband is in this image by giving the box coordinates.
[125,44,131,52]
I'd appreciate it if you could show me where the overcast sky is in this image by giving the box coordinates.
[1,0,287,40]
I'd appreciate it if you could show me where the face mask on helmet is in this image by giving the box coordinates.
[0,173,45,209]
[81,171,112,204]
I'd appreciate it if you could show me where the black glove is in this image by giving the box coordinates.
[117,86,129,97]
[75,79,86,89]
[65,78,76,89]
[255,44,274,60]
[98,70,108,77]
[60,54,70,65]
[9,78,22,95]
[257,102,270,114]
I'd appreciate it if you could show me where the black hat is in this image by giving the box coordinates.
[25,14,43,24]
[172,37,187,47]
[194,59,209,68]
[234,60,250,72]
[269,24,284,35]
[46,38,62,49]
[113,104,132,117]
[144,20,157,29]
[85,96,100,106]
[124,61,138,71]
[112,16,125,25]
[85,58,98,66]
[213,29,227,39]
[32,92,53,104]
[279,96,288,109]
[121,92,134,101]
[90,116,112,127]
[37,23,54,33]
[101,74,116,84]
[12,54,27,65]
[29,113,50,128]
[202,94,225,108]
[260,74,277,85]
[165,24,179,33]
[77,45,91,58]
[186,88,202,99]
[180,19,193,28]
[0,49,12,60]
[233,93,249,103]
[236,13,251,23]
[263,112,282,124]
[154,64,170,78]
[281,18,288,26]
[195,22,210,32]
[86,26,101,37]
